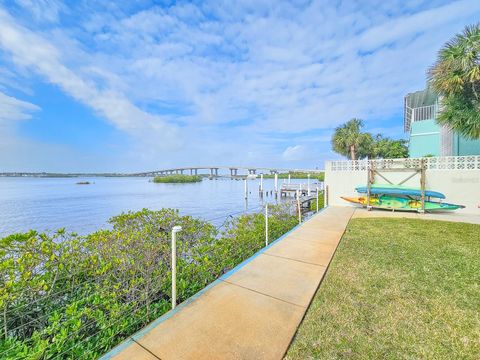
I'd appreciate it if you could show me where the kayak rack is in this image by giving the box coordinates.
[366,158,427,213]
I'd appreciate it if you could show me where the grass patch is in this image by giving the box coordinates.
[153,174,202,183]
[286,218,480,359]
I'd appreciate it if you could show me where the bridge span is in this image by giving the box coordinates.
[0,166,323,178]
[133,166,323,177]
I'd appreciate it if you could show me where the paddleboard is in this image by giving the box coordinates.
[341,195,464,211]
[355,184,445,199]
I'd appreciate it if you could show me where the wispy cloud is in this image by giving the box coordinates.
[0,8,178,150]
[0,0,479,170]
[0,90,39,126]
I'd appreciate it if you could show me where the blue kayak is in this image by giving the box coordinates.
[355,184,445,199]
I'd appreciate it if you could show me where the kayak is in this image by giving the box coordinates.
[341,195,464,211]
[355,184,445,199]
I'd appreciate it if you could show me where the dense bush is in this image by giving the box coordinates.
[152,175,202,183]
[0,204,297,359]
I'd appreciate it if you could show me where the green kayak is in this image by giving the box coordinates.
[341,195,465,212]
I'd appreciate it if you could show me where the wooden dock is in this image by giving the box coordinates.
[279,183,323,197]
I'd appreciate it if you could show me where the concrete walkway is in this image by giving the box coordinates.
[102,206,355,360]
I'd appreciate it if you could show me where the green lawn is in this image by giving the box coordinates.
[286,218,480,359]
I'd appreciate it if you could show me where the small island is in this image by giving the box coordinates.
[153,174,202,183]
[76,181,91,185]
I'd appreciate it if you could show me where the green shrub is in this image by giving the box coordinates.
[153,175,202,183]
[309,193,325,212]
[0,205,297,359]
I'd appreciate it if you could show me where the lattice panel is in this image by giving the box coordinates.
[329,156,480,171]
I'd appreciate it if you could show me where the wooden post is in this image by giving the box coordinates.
[420,159,426,213]
[307,174,311,196]
[274,173,278,198]
[260,173,264,195]
[244,179,248,199]
[366,163,373,210]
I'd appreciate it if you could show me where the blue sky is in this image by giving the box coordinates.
[1,0,479,172]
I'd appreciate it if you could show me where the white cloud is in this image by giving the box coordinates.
[282,145,307,161]
[0,8,179,150]
[0,0,479,170]
[14,0,65,22]
[0,91,39,124]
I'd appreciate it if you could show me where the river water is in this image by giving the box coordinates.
[0,177,320,237]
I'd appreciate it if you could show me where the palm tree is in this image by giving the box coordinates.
[428,24,480,139]
[332,119,373,160]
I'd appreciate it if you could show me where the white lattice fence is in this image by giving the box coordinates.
[329,156,480,171]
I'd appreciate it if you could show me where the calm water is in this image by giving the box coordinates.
[0,177,317,237]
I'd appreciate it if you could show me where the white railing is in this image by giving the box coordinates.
[412,104,437,122]
[404,104,437,132]
[329,156,480,171]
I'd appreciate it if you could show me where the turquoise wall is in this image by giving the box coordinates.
[408,119,480,157]
[453,135,480,155]
[408,119,440,157]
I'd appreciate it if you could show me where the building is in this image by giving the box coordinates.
[404,88,480,157]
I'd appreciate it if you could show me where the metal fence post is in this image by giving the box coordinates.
[265,203,269,247]
[296,189,302,223]
[316,186,319,213]
[171,226,182,310]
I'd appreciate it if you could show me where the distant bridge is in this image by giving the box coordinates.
[0,166,323,178]
[132,166,324,177]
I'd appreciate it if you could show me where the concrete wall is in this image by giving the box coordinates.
[325,156,480,215]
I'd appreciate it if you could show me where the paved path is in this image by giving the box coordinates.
[102,206,355,360]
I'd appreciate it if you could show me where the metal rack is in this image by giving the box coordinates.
[366,158,427,213]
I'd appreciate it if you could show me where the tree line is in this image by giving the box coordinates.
[332,118,408,160]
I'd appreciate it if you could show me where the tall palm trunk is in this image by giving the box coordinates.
[350,145,356,160]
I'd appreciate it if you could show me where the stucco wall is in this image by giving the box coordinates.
[409,119,440,157]
[325,156,480,215]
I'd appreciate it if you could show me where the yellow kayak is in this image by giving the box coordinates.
[341,196,464,211]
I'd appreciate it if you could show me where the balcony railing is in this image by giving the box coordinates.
[404,104,438,132]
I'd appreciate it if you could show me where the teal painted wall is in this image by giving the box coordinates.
[408,118,480,157]
[408,119,440,157]
[453,135,480,155]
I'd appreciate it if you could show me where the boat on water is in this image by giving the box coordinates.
[355,184,445,199]
[341,195,465,212]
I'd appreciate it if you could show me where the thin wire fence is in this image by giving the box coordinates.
[0,200,301,359]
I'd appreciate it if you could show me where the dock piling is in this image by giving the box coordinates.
[274,173,278,198]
